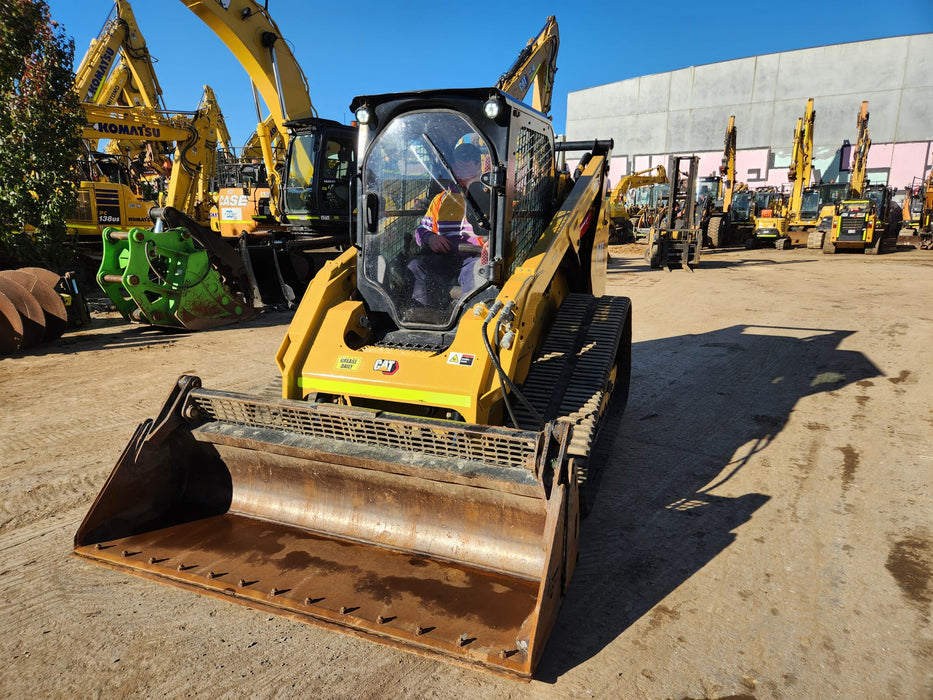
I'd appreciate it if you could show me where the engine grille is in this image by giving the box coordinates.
[838,215,867,234]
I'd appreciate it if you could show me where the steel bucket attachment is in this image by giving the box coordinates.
[75,376,579,678]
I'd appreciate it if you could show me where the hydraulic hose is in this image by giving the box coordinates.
[480,300,545,431]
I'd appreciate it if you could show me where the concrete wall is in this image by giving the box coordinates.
[566,34,933,189]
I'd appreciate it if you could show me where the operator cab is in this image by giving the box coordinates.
[865,185,888,214]
[282,118,357,240]
[352,89,557,336]
[800,188,821,219]
[730,190,752,223]
[697,176,721,206]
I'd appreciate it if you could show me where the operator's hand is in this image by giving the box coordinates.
[428,233,451,253]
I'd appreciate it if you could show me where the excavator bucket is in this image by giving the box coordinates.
[74,376,579,678]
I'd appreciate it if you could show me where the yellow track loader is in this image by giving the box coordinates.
[75,87,632,678]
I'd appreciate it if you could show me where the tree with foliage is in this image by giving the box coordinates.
[0,0,84,269]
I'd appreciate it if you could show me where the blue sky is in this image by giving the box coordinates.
[48,0,933,148]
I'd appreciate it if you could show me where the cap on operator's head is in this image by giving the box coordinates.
[453,141,481,162]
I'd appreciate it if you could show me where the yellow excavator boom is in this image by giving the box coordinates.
[496,15,559,115]
[609,165,668,206]
[74,0,164,109]
[787,98,814,219]
[180,0,322,215]
[720,115,737,213]
[180,0,317,133]
[848,101,871,198]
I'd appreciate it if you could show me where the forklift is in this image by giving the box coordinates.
[644,156,703,271]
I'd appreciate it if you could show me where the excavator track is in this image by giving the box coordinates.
[514,293,631,470]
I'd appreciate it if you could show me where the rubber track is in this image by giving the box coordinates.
[514,293,630,463]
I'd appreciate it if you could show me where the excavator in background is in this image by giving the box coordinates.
[75,0,181,161]
[607,165,667,242]
[824,102,901,254]
[810,102,872,248]
[90,97,270,329]
[70,0,166,240]
[70,148,157,242]
[73,94,232,251]
[103,84,234,201]
[626,182,671,238]
[75,17,636,678]
[897,171,933,249]
[77,93,223,239]
[72,1,233,243]
[180,0,359,309]
[752,98,821,249]
[699,116,755,248]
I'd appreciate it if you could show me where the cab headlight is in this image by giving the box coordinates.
[355,106,372,125]
[483,98,501,120]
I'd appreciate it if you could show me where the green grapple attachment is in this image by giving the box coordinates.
[98,221,257,330]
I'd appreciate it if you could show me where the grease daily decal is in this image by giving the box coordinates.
[335,356,360,371]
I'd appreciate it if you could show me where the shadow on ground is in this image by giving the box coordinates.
[0,307,295,359]
[536,322,882,681]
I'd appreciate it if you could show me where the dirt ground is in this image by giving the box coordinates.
[1,244,932,699]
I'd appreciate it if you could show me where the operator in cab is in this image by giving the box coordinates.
[408,140,488,309]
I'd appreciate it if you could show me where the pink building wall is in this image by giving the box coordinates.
[605,141,933,193]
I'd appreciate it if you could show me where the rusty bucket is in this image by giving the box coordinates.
[75,376,579,678]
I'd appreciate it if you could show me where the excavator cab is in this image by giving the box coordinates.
[800,188,821,220]
[281,117,357,241]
